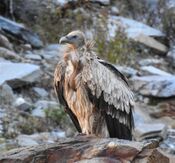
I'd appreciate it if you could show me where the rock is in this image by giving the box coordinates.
[0,137,169,163]
[132,75,175,98]
[143,0,159,10]
[0,61,41,88]
[167,0,175,9]
[52,0,77,6]
[16,135,38,147]
[44,44,60,51]
[33,87,48,98]
[108,16,165,39]
[107,16,167,52]
[14,97,32,112]
[0,16,43,49]
[138,58,165,66]
[0,108,6,135]
[41,51,58,60]
[16,131,65,147]
[20,44,32,51]
[134,34,168,53]
[111,6,119,15]
[32,100,58,117]
[76,157,120,163]
[0,34,13,50]
[150,101,175,119]
[25,54,42,61]
[0,83,16,105]
[36,49,60,62]
[167,46,175,67]
[89,0,110,5]
[115,65,138,77]
[160,128,175,155]
[141,66,173,76]
[0,47,20,60]
[134,123,166,141]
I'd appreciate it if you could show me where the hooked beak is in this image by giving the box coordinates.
[59,36,69,44]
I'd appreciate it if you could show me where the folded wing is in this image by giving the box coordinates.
[82,59,134,139]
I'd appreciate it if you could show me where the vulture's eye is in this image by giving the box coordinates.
[72,35,77,39]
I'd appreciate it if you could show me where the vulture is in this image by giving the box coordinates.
[54,30,134,140]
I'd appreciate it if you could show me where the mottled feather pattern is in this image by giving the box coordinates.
[82,57,134,129]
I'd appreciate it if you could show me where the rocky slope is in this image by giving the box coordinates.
[0,0,175,161]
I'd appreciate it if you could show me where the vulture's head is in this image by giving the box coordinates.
[59,30,86,48]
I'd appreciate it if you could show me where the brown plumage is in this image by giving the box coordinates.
[54,30,134,139]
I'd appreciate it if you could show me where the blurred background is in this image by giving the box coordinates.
[0,0,175,158]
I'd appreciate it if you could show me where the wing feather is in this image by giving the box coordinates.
[82,59,134,139]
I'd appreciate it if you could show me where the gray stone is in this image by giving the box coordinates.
[134,34,168,53]
[111,6,119,15]
[160,128,175,154]
[16,135,39,147]
[16,131,65,147]
[20,44,32,51]
[0,61,41,88]
[138,58,165,66]
[108,16,165,39]
[0,83,16,105]
[0,34,13,50]
[135,123,165,141]
[132,75,175,97]
[107,16,167,52]
[33,87,48,97]
[14,97,32,111]
[141,66,172,76]
[44,44,60,51]
[90,0,110,5]
[167,0,175,9]
[41,51,58,60]
[167,46,175,67]
[25,54,42,61]
[0,47,20,60]
[0,108,6,135]
[115,65,138,77]
[52,0,77,6]
[0,16,43,49]
[32,100,58,117]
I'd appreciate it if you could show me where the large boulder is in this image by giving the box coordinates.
[108,16,165,39]
[0,137,169,163]
[0,16,43,49]
[132,75,175,98]
[0,61,41,88]
[107,16,167,53]
[140,66,172,76]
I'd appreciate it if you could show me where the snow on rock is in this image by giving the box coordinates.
[0,61,41,88]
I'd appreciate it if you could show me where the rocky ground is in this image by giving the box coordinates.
[0,0,175,161]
